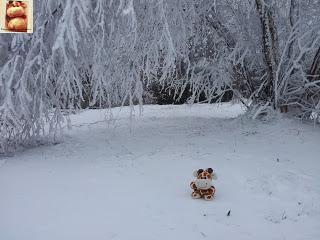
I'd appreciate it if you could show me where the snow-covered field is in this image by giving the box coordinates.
[0,104,319,240]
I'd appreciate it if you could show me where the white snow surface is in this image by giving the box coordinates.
[0,103,320,240]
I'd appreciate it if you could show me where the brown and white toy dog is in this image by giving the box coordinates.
[190,168,217,200]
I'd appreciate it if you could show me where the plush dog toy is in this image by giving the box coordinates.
[190,168,217,200]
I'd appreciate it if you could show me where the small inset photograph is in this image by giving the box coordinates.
[0,0,32,33]
[6,1,28,32]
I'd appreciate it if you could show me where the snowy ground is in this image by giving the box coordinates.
[0,103,319,240]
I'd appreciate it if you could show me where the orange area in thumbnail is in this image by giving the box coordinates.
[5,1,28,32]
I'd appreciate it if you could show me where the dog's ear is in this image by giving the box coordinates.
[207,168,213,173]
[193,169,203,177]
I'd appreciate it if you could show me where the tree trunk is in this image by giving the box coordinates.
[255,0,279,107]
[309,47,320,81]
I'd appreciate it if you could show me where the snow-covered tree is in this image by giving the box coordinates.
[1,0,320,153]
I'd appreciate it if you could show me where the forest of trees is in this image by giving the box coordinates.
[1,0,320,153]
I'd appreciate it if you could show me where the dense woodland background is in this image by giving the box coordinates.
[1,0,320,153]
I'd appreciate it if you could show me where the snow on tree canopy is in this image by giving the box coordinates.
[0,0,320,153]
